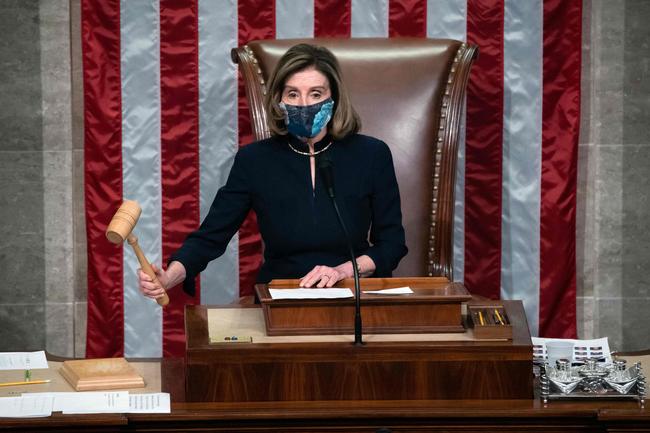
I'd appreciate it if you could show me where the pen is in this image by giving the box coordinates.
[494,309,504,325]
[478,310,485,326]
[497,308,508,324]
[0,379,51,387]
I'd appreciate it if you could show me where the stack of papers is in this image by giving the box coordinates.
[532,337,612,364]
[268,287,414,299]
[362,287,414,295]
[0,391,170,417]
[0,351,171,417]
[0,351,48,370]
[269,288,354,299]
[0,395,54,418]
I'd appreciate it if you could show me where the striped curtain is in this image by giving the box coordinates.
[82,0,582,358]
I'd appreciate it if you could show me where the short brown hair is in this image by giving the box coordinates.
[265,44,361,139]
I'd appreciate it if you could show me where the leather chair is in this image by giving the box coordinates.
[232,38,477,280]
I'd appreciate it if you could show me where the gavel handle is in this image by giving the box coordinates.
[127,234,170,307]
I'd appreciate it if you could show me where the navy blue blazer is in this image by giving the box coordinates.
[171,133,407,296]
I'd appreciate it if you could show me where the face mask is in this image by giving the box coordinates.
[279,98,334,139]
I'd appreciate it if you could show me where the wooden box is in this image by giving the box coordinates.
[256,277,472,336]
[468,304,513,340]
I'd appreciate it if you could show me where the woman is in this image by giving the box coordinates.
[139,43,407,299]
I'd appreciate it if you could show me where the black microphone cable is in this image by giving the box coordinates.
[317,154,363,346]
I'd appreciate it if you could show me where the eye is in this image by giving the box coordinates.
[310,91,322,99]
[284,90,298,99]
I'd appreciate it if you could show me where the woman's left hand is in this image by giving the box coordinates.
[299,265,347,288]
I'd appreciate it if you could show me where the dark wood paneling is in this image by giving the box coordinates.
[0,413,126,432]
[184,300,533,402]
[257,278,471,335]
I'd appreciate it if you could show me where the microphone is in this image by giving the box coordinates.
[318,154,363,346]
[319,155,336,199]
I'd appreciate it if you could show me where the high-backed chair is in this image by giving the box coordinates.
[232,38,477,280]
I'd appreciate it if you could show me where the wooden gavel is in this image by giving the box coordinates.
[106,200,169,307]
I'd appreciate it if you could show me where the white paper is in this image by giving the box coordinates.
[26,391,130,414]
[269,288,354,299]
[0,395,54,418]
[127,393,170,413]
[363,286,414,295]
[532,337,612,364]
[0,351,49,370]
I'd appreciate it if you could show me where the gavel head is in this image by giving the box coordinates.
[106,200,142,244]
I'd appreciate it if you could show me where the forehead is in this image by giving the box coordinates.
[284,67,329,89]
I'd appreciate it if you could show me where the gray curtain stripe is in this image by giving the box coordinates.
[276,0,314,39]
[426,0,467,282]
[501,0,543,336]
[198,0,240,305]
[120,0,163,358]
[352,0,388,37]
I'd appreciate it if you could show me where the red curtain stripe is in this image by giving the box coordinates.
[237,0,275,297]
[82,0,124,358]
[539,0,581,338]
[160,0,201,357]
[463,0,505,300]
[314,0,351,37]
[389,0,426,37]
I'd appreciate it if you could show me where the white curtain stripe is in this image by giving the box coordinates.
[453,101,466,283]
[501,0,543,336]
[276,0,314,39]
[120,0,163,357]
[426,0,467,40]
[352,0,388,37]
[198,0,240,305]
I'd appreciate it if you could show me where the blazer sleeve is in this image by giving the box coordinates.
[169,149,252,296]
[364,141,408,276]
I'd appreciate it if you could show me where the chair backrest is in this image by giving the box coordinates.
[232,38,477,280]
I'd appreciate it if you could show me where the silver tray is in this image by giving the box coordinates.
[538,360,646,404]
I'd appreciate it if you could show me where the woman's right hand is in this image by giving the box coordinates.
[138,264,170,300]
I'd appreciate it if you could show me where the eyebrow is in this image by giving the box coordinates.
[284,85,328,91]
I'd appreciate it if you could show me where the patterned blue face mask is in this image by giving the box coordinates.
[279,98,334,139]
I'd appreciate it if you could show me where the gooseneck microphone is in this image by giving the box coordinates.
[318,153,363,346]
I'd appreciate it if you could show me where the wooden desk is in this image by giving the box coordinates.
[132,397,650,433]
[1,357,649,432]
[1,312,648,432]
[184,301,533,401]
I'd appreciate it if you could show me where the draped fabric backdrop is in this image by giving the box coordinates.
[82,0,582,358]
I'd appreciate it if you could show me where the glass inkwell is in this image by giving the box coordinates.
[605,359,639,394]
[547,358,582,394]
